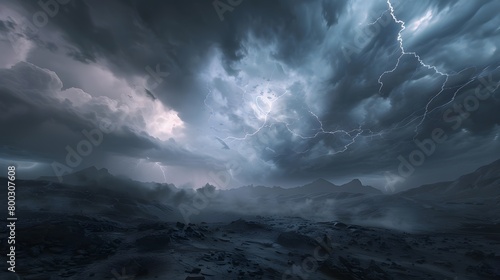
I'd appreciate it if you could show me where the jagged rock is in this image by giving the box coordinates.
[190,268,201,274]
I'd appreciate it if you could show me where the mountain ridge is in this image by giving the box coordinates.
[400,158,500,200]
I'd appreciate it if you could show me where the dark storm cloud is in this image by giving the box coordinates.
[8,0,349,122]
[1,0,499,188]
[271,0,500,180]
[0,62,219,170]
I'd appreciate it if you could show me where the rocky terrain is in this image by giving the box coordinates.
[1,214,499,279]
[1,159,499,279]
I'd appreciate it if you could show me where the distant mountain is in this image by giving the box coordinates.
[341,179,362,188]
[293,178,382,195]
[39,166,113,186]
[401,159,500,201]
[303,178,336,188]
[291,178,337,194]
[226,178,382,200]
[337,179,381,195]
[39,166,177,190]
[18,167,177,222]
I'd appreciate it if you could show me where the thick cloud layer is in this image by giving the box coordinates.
[0,0,499,190]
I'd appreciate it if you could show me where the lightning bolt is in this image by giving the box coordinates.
[281,109,383,156]
[223,89,289,142]
[378,1,449,131]
[366,9,389,26]
[203,85,216,125]
[223,90,383,158]
[155,162,167,183]
[209,2,399,156]
[207,0,493,161]
[378,0,486,138]
[132,157,168,183]
[210,62,386,159]
[385,68,479,133]
[210,62,289,143]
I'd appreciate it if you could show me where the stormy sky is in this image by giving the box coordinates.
[0,0,499,191]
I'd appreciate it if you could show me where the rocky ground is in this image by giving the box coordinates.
[2,212,499,279]
[2,160,499,279]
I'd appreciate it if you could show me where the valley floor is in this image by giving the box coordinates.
[2,212,499,280]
